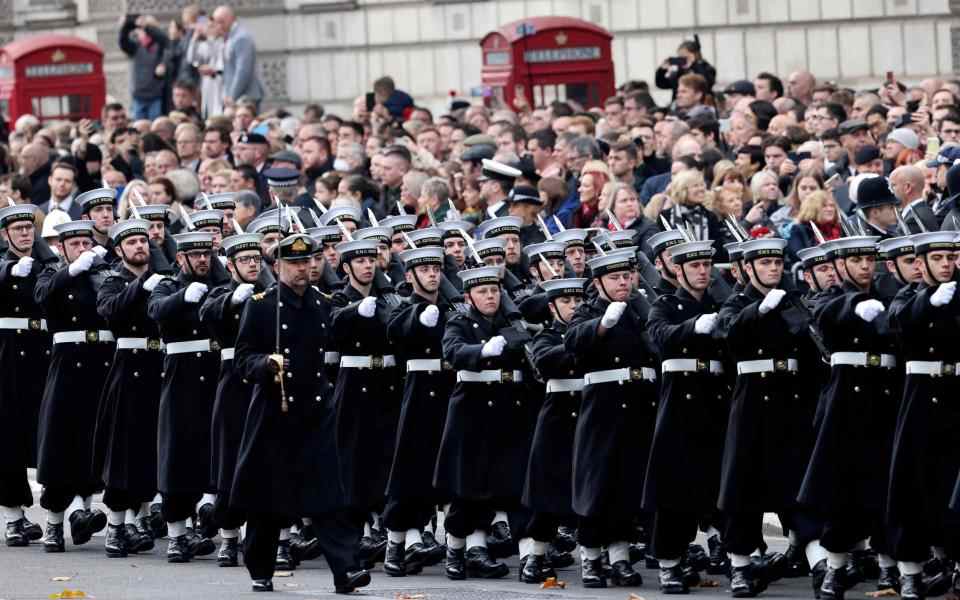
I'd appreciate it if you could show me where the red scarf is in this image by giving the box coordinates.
[815,220,842,241]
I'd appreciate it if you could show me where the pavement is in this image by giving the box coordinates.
[0,474,821,599]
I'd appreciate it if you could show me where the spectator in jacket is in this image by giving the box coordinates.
[119,14,170,120]
[212,5,264,111]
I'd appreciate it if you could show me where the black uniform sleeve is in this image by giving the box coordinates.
[147,279,189,321]
[34,265,73,305]
[97,273,147,322]
[647,299,697,355]
[198,283,237,325]
[531,327,576,378]
[442,316,485,371]
[234,294,278,384]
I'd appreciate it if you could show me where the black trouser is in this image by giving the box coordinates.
[0,469,32,508]
[579,513,639,550]
[820,509,872,554]
[445,498,495,540]
[245,510,361,582]
[102,488,151,513]
[40,484,99,514]
[650,509,699,560]
[382,497,434,533]
[161,492,201,524]
[213,494,245,531]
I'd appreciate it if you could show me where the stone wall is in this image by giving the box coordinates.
[3,0,959,119]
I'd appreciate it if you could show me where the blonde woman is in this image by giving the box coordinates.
[785,190,841,266]
[744,171,783,230]
[117,179,150,220]
[662,170,727,251]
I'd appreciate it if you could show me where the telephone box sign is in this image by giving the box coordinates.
[480,16,615,110]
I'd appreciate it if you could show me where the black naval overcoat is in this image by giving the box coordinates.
[887,281,960,561]
[34,257,114,490]
[0,247,54,506]
[384,293,456,500]
[564,293,659,518]
[642,287,728,513]
[521,319,581,515]
[200,279,262,497]
[230,284,346,516]
[148,271,221,495]
[715,284,813,513]
[330,285,402,510]
[433,305,531,500]
[93,266,164,500]
[798,280,899,514]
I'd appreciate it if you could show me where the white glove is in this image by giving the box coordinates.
[231,283,255,306]
[854,299,885,322]
[600,301,627,328]
[758,289,786,315]
[419,304,440,328]
[930,281,957,307]
[142,273,165,292]
[184,281,208,303]
[91,245,107,258]
[10,256,33,278]
[358,295,377,318]
[694,312,719,335]
[481,335,507,358]
[67,250,96,276]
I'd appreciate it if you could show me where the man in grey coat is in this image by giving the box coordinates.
[212,5,264,112]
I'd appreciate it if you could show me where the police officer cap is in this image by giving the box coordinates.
[460,144,495,163]
[264,167,300,188]
[507,185,542,206]
[478,159,522,184]
[238,132,268,145]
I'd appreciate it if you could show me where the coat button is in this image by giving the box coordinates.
[763,395,769,401]
[104,361,109,367]
[19,351,24,357]
[932,397,938,403]
[571,411,577,417]
[71,316,77,322]
[884,389,890,395]
[429,391,435,397]
[200,376,205,382]
[68,294,73,300]
[621,403,627,408]
[515,400,521,406]
[425,347,431,354]
[794,394,799,399]
[282,324,288,330]
[757,349,763,355]
[284,348,290,354]
[760,372,767,378]
[614,356,620,363]
[76,362,82,367]
[286,371,293,378]
[682,347,688,354]
[362,387,367,392]
[11,284,16,290]
[134,371,139,377]
[853,338,858,344]
[568,369,574,375]
[196,352,202,357]
[317,372,322,378]
[316,396,322,401]
[930,347,935,353]
[473,323,479,328]
[243,379,249,384]
[685,393,692,399]
[356,342,361,347]
[288,396,294,402]
[12,307,18,313]
[487,400,493,407]
[854,386,860,392]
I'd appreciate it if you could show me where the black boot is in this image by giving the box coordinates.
[420,530,445,566]
[687,543,710,572]
[196,502,218,540]
[730,565,762,598]
[924,565,952,597]
[877,565,900,591]
[554,526,577,553]
[218,537,240,567]
[487,521,514,559]
[610,559,643,586]
[22,517,42,541]
[811,558,828,599]
[681,555,703,587]
[148,503,166,539]
[383,540,406,577]
[289,532,320,564]
[630,542,648,565]
[357,534,387,568]
[707,535,730,575]
[43,522,65,553]
[900,572,925,600]
[783,544,809,577]
[660,565,690,594]
[69,508,107,546]
[405,542,431,575]
[820,564,846,600]
[445,546,466,580]
[104,523,128,558]
[851,549,880,580]
[581,556,607,588]
[126,523,154,553]
[520,554,547,584]
[185,527,215,557]
[466,546,509,578]
[547,544,574,569]
[334,569,371,594]
[4,518,29,547]
[760,550,787,583]
[275,539,295,570]
[251,578,273,592]
[167,534,192,563]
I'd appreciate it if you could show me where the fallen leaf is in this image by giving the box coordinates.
[699,579,720,588]
[540,577,566,589]
[274,571,294,578]
[865,590,898,598]
[283,583,299,588]
[51,577,72,582]
[395,595,426,600]
[628,594,646,600]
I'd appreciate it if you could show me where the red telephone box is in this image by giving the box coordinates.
[480,16,615,111]
[0,34,106,125]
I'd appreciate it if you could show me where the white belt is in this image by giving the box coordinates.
[546,378,584,393]
[116,337,164,351]
[221,347,235,361]
[456,369,523,384]
[52,330,115,344]
[0,317,46,331]
[340,354,396,368]
[905,360,960,377]
[662,358,724,375]
[165,339,215,355]
[736,358,799,375]
[830,352,896,369]
[584,367,657,385]
[324,351,340,365]
[407,358,452,372]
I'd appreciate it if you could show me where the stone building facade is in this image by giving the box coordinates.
[2,0,959,117]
